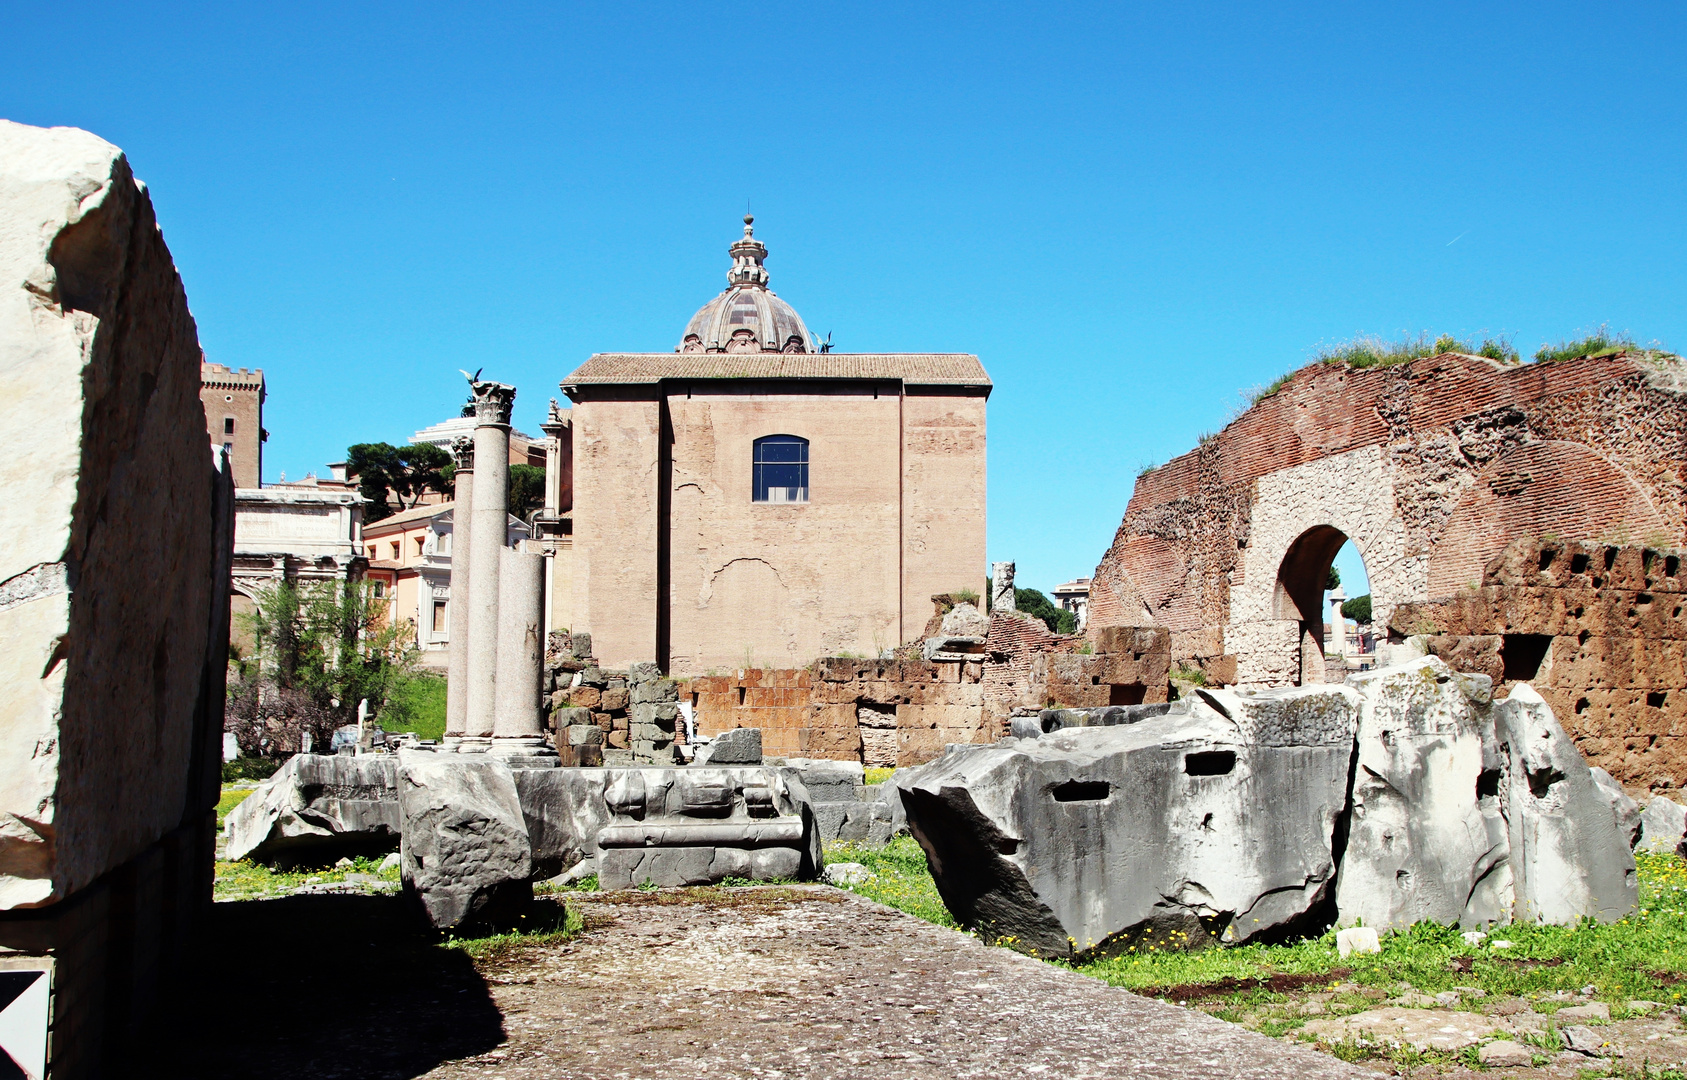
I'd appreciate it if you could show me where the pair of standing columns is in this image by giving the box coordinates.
[443,379,548,755]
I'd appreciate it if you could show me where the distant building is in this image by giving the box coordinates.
[1052,578,1091,631]
[360,501,529,667]
[562,216,989,673]
[229,487,366,655]
[200,362,265,487]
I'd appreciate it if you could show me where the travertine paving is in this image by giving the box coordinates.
[419,886,1367,1080]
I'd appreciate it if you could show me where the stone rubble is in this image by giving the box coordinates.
[903,656,1639,960]
[225,755,401,865]
[595,767,820,889]
[1638,794,1687,855]
[395,751,532,930]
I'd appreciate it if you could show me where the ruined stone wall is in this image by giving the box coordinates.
[681,614,1170,765]
[0,120,233,1076]
[1092,352,1687,687]
[1393,538,1687,791]
[684,659,988,767]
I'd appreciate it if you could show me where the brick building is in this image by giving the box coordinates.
[199,362,264,487]
[1089,348,1687,787]
[561,217,989,674]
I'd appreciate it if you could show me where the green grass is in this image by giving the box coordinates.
[1076,855,1687,1006]
[440,898,583,961]
[213,853,400,901]
[863,767,895,785]
[379,671,447,740]
[822,839,1687,1014]
[216,787,256,829]
[824,835,956,927]
[1534,325,1646,364]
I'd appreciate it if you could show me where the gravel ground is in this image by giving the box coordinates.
[413,885,1369,1080]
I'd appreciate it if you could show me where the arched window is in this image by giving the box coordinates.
[753,435,808,503]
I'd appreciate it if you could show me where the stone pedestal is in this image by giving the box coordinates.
[443,436,474,749]
[494,546,556,766]
[465,381,515,743]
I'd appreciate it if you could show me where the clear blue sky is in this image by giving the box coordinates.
[7,2,1683,601]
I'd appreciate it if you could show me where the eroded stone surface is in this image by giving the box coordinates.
[903,684,1356,959]
[225,754,400,865]
[411,887,1369,1080]
[1301,1006,1503,1051]
[397,751,531,929]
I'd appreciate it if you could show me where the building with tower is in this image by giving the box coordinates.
[200,362,265,487]
[561,216,989,674]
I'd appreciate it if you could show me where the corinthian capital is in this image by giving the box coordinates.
[467,379,517,427]
[450,435,475,471]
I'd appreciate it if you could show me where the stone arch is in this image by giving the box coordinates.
[1427,441,1670,598]
[1225,445,1416,686]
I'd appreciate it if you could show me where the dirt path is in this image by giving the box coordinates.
[409,886,1366,1080]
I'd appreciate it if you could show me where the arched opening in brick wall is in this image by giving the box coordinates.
[1273,525,1370,685]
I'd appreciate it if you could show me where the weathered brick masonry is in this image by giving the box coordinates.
[1395,538,1687,790]
[1091,351,1687,692]
[682,613,1171,766]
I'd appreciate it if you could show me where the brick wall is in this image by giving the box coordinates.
[1393,538,1687,791]
[681,613,1172,765]
[1092,351,1687,687]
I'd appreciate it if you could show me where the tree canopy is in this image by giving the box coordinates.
[346,442,452,522]
[1341,593,1372,623]
[508,463,546,520]
[1015,588,1079,635]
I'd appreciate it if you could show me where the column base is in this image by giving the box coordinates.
[454,737,493,754]
[491,737,559,769]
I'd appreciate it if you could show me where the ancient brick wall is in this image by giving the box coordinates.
[683,658,988,767]
[1393,538,1687,791]
[1091,351,1687,688]
[680,613,1172,765]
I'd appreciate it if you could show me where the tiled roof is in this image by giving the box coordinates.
[362,502,454,534]
[563,353,991,388]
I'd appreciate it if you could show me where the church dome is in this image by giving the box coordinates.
[679,216,813,354]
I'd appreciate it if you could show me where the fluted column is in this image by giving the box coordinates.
[463,379,515,749]
[442,435,474,748]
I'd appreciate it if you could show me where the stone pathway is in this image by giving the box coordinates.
[417,886,1368,1080]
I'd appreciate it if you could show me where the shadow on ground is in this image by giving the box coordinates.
[142,894,504,1079]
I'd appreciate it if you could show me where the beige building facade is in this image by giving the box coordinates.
[562,217,989,674]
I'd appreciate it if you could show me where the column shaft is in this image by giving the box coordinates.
[464,422,510,738]
[493,547,546,739]
[444,466,474,739]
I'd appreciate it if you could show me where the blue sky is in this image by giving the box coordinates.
[6,2,1684,600]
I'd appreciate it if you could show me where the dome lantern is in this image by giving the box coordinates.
[679,216,811,354]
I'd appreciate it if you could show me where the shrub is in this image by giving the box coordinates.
[379,672,448,741]
[221,757,281,783]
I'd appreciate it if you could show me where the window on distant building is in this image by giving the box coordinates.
[414,536,425,556]
[752,435,808,503]
[390,541,400,560]
[367,545,376,558]
[223,416,236,435]
[222,442,234,458]
[372,580,385,598]
[433,600,448,633]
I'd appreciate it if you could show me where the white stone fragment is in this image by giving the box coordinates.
[1336,926,1381,958]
